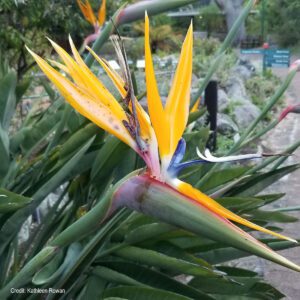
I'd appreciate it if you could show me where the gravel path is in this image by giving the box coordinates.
[236,52,300,298]
[261,62,300,299]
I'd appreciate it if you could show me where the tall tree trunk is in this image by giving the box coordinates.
[215,0,246,46]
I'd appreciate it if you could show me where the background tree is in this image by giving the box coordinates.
[0,0,87,77]
[266,0,300,47]
[214,0,246,45]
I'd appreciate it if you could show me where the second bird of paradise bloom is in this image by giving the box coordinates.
[77,0,106,45]
[27,13,300,272]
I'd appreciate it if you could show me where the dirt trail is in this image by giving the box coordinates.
[261,61,300,299]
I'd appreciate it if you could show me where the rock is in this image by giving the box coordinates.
[218,89,230,112]
[139,96,148,111]
[38,184,68,218]
[233,101,261,128]
[233,65,252,81]
[233,59,256,81]
[226,75,250,102]
[158,79,170,97]
[139,96,167,112]
[18,216,32,244]
[217,113,239,135]
[233,133,241,143]
[160,54,177,66]
[191,73,200,89]
[161,96,167,106]
[135,71,146,94]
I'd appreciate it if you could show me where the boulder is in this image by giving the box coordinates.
[218,89,230,112]
[225,75,250,103]
[233,101,261,128]
[233,59,256,81]
[18,216,32,244]
[191,73,200,89]
[217,113,239,135]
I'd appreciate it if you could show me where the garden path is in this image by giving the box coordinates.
[261,60,300,299]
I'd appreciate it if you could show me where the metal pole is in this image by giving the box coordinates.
[205,81,218,151]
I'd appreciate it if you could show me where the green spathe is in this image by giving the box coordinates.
[113,174,300,272]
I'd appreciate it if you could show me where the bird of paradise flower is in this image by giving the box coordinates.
[77,0,106,46]
[27,14,300,272]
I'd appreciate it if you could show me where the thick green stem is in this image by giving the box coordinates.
[117,0,198,24]
[238,120,279,150]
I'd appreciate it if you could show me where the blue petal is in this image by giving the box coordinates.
[169,138,186,166]
[168,159,208,177]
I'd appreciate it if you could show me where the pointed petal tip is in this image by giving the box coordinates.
[46,36,58,48]
[25,45,32,54]
[26,46,40,61]
[45,36,52,43]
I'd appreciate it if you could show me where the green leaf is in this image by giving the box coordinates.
[215,197,266,214]
[59,123,102,160]
[114,148,138,181]
[99,261,214,300]
[190,275,260,296]
[146,241,212,270]
[216,266,257,277]
[124,223,174,244]
[46,210,129,294]
[33,243,82,285]
[0,71,17,130]
[248,282,285,299]
[113,246,220,277]
[82,275,108,300]
[199,239,300,265]
[0,124,10,179]
[40,77,56,101]
[0,188,31,213]
[16,77,31,103]
[229,164,300,196]
[91,136,129,184]
[32,249,64,285]
[104,298,127,300]
[0,138,94,256]
[187,108,206,125]
[246,209,298,223]
[190,275,284,299]
[11,101,65,154]
[183,129,210,161]
[198,166,249,192]
[103,286,193,300]
[0,246,57,298]
[214,194,285,214]
[92,266,148,287]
